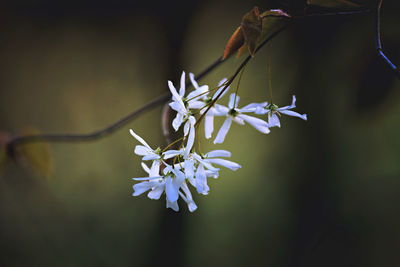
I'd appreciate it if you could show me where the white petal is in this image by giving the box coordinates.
[148,186,164,200]
[238,114,270,134]
[179,71,186,96]
[188,100,205,109]
[278,95,297,110]
[166,200,179,211]
[172,113,184,131]
[183,120,190,136]
[205,170,219,178]
[189,72,199,90]
[150,160,161,176]
[142,154,160,161]
[228,93,239,109]
[134,145,153,156]
[214,104,229,115]
[184,159,195,179]
[184,117,196,156]
[206,158,241,171]
[130,129,151,148]
[239,102,268,114]
[132,182,152,196]
[141,162,151,175]
[168,80,185,108]
[204,114,214,139]
[268,113,281,128]
[279,110,307,120]
[214,117,233,144]
[206,150,231,158]
[195,164,209,195]
[132,176,162,181]
[163,149,182,159]
[213,78,229,100]
[180,183,198,212]
[233,116,245,125]
[165,176,179,202]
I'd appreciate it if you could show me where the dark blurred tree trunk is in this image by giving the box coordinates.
[145,1,199,267]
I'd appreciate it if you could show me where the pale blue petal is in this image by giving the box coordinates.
[141,162,151,175]
[163,149,182,159]
[166,200,179,211]
[206,150,231,158]
[165,176,179,202]
[233,116,245,125]
[148,186,164,200]
[172,113,184,131]
[184,117,196,155]
[195,164,209,195]
[268,113,281,128]
[179,71,186,97]
[214,104,229,115]
[130,129,151,148]
[168,80,185,108]
[206,158,241,171]
[279,110,307,120]
[214,117,233,144]
[134,145,153,156]
[213,78,229,100]
[132,176,162,181]
[132,182,152,196]
[150,160,161,176]
[204,114,214,139]
[238,114,270,134]
[142,154,159,161]
[189,72,199,90]
[228,93,239,109]
[188,100,205,109]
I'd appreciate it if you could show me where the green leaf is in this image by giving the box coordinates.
[307,0,361,8]
[17,128,53,178]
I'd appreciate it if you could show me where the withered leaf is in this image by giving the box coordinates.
[241,6,263,57]
[223,26,245,60]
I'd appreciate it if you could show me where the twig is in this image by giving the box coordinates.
[376,0,400,79]
[5,7,378,154]
[6,57,222,155]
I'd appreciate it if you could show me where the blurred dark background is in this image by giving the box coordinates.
[0,0,400,266]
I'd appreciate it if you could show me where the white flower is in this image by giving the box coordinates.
[132,162,165,199]
[132,161,198,212]
[164,149,240,195]
[214,93,270,144]
[168,72,198,155]
[130,129,161,174]
[252,95,307,128]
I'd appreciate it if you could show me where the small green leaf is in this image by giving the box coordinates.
[17,128,53,178]
[307,0,360,8]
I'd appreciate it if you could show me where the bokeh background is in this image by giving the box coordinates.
[1,0,400,266]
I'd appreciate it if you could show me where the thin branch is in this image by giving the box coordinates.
[5,7,378,154]
[376,0,400,79]
[6,57,222,153]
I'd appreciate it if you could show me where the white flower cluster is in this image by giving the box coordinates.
[130,71,307,212]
